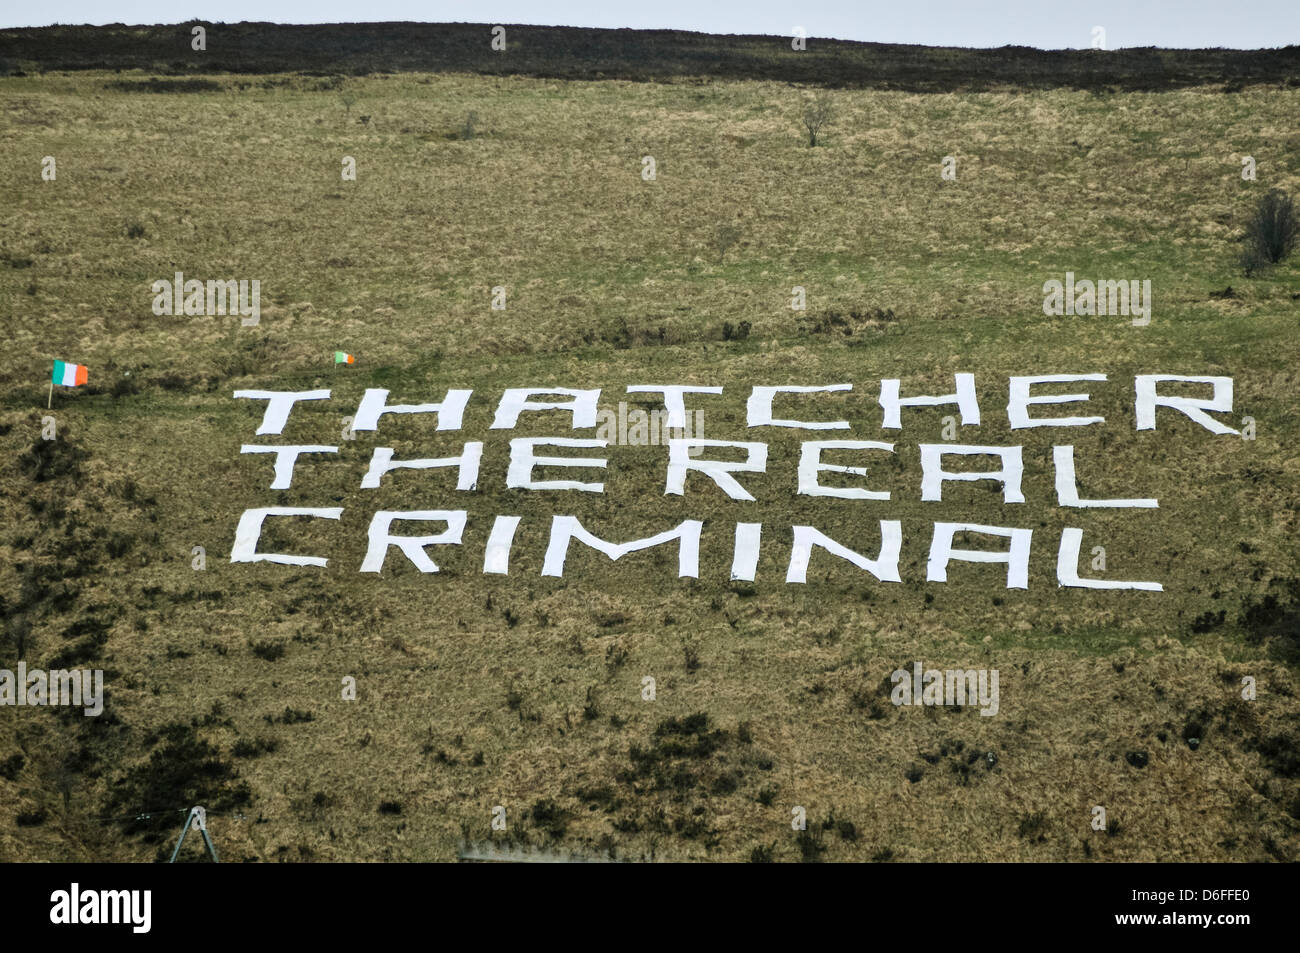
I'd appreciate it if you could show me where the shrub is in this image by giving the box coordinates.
[105,532,134,558]
[1241,189,1297,274]
[1017,811,1048,839]
[109,724,251,834]
[796,825,826,862]
[270,707,314,725]
[249,639,285,661]
[801,93,835,146]
[18,436,87,483]
[0,754,25,781]
[231,737,279,758]
[714,224,740,261]
[528,798,571,839]
[721,320,751,341]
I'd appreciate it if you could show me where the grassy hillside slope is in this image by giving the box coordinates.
[1,51,1298,861]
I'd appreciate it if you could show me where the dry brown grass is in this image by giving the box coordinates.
[0,72,1298,862]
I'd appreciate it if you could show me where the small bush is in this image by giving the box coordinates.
[801,93,835,147]
[232,737,279,758]
[18,436,87,483]
[105,532,134,558]
[109,724,251,834]
[796,826,826,862]
[721,320,751,341]
[714,224,740,261]
[249,639,285,662]
[1017,811,1048,840]
[110,376,139,398]
[0,754,25,781]
[1241,189,1297,274]
[528,798,571,839]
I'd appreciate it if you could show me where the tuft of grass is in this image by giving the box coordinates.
[249,639,286,662]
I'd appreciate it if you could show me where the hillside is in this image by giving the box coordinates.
[3,21,1300,90]
[0,25,1298,862]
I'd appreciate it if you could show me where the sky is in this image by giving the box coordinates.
[6,1,1299,49]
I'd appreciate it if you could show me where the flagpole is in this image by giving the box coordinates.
[47,380,53,409]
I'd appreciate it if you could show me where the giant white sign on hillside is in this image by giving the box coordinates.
[226,373,1242,591]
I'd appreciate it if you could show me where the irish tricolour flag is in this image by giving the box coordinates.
[334,352,355,365]
[52,360,87,387]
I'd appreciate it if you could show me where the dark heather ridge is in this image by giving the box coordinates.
[2,21,1299,90]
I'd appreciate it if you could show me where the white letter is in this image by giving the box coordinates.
[1135,375,1238,435]
[626,385,721,428]
[1053,445,1156,508]
[491,388,601,429]
[360,510,466,574]
[240,445,337,490]
[50,890,70,925]
[230,507,343,567]
[1007,374,1106,428]
[927,523,1032,590]
[798,440,893,499]
[82,670,103,717]
[1057,528,1162,590]
[484,515,522,575]
[786,523,903,584]
[746,384,851,429]
[507,438,607,492]
[542,516,702,578]
[665,439,767,501]
[361,443,482,490]
[919,445,1025,503]
[352,388,472,432]
[880,374,979,429]
[132,891,151,934]
[233,390,330,435]
[731,522,762,581]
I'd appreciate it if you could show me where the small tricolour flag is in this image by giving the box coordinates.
[52,360,88,386]
[334,352,355,365]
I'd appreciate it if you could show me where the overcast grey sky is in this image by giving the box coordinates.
[7,1,1299,49]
